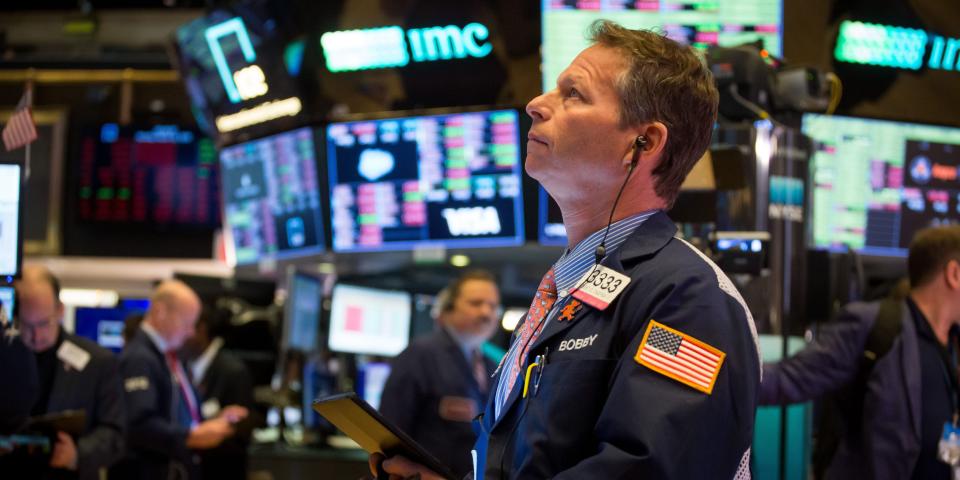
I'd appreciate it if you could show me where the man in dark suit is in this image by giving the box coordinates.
[761,225,960,479]
[184,306,255,480]
[380,270,500,478]
[17,265,125,480]
[113,280,247,480]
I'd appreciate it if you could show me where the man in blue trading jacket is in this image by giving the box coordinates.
[17,265,126,480]
[373,20,760,479]
[760,225,960,480]
[380,270,501,478]
[112,280,247,480]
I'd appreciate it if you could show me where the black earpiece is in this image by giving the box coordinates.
[635,135,648,150]
[628,135,647,170]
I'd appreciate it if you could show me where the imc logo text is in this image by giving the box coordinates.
[321,23,492,73]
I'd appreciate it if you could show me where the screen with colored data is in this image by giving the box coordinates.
[328,284,411,356]
[219,127,325,265]
[326,110,524,252]
[542,0,783,91]
[803,114,960,257]
[76,124,219,229]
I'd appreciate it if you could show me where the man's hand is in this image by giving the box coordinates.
[368,452,447,480]
[186,417,234,450]
[49,431,78,470]
[218,404,249,424]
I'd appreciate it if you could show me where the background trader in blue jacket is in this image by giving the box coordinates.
[380,270,501,478]
[760,225,960,480]
[113,280,247,480]
[374,19,761,479]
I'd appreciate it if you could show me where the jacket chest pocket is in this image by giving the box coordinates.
[524,359,615,435]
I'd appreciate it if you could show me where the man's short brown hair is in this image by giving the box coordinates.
[589,20,719,208]
[908,225,960,288]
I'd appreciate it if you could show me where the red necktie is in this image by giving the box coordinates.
[502,268,557,402]
[165,351,201,426]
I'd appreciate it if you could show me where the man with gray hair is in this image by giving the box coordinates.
[373,20,760,479]
[16,265,125,479]
[112,280,247,480]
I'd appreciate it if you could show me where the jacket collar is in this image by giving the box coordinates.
[606,210,678,270]
[489,212,678,431]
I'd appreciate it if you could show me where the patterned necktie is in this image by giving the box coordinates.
[166,351,201,427]
[500,268,557,405]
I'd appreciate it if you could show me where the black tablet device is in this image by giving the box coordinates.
[25,409,86,437]
[313,392,458,480]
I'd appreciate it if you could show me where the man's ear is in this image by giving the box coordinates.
[947,259,960,290]
[623,122,668,169]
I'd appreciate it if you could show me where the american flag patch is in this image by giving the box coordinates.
[635,320,725,394]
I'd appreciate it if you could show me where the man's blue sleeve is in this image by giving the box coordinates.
[760,302,876,406]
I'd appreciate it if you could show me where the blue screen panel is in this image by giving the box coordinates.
[74,305,147,353]
[0,286,15,322]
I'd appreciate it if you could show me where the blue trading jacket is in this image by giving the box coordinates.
[760,300,922,479]
[112,330,201,480]
[381,329,496,479]
[473,211,761,479]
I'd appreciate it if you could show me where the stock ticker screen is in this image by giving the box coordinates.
[219,127,325,265]
[803,114,960,257]
[327,110,525,252]
[542,0,782,92]
[76,124,219,229]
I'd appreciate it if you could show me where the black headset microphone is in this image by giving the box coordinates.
[593,135,647,265]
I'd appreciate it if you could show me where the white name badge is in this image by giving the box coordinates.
[571,265,631,310]
[57,340,91,372]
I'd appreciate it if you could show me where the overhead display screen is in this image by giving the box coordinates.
[171,1,306,135]
[327,109,525,252]
[76,124,219,229]
[219,127,325,265]
[803,114,960,256]
[542,0,783,92]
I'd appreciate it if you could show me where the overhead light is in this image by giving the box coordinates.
[450,254,470,268]
[60,288,119,307]
[501,308,526,331]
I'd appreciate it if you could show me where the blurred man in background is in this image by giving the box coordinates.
[16,265,125,480]
[113,280,247,480]
[761,225,960,479]
[184,306,255,480]
[380,270,501,478]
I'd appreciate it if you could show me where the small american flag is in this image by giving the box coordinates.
[2,87,38,152]
[635,320,725,394]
